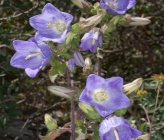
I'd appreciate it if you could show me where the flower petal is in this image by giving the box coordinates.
[62,12,74,26]
[86,74,105,91]
[42,3,65,21]
[25,68,39,78]
[127,0,136,10]
[79,89,93,105]
[100,130,116,140]
[80,39,92,51]
[116,125,132,140]
[129,127,142,138]
[30,13,62,39]
[35,31,66,43]
[10,52,42,69]
[38,43,51,61]
[115,1,129,11]
[13,40,39,53]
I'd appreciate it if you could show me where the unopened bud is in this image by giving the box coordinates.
[74,51,84,67]
[44,114,57,131]
[123,78,143,95]
[79,102,101,120]
[71,0,92,10]
[48,86,75,99]
[79,12,106,33]
[84,57,92,69]
[137,134,150,140]
[125,14,151,26]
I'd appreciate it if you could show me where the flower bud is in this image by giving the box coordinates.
[124,14,151,26]
[83,57,93,74]
[79,12,106,33]
[44,114,57,131]
[74,51,84,67]
[79,102,101,120]
[137,134,150,140]
[71,0,92,10]
[48,86,75,99]
[84,57,92,69]
[123,78,143,95]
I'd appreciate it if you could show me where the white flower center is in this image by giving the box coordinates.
[47,21,66,33]
[94,90,107,102]
[106,0,117,9]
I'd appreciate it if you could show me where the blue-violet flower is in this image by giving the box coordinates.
[99,116,141,140]
[79,74,130,117]
[30,3,73,43]
[10,38,51,78]
[80,28,102,53]
[100,0,136,15]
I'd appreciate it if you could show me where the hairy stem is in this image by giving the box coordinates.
[97,57,101,76]
[66,68,75,140]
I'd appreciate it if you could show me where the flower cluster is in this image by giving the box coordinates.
[10,3,73,77]
[10,1,143,140]
[79,74,141,139]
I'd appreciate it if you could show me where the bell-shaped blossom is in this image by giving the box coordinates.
[99,116,141,140]
[30,3,73,43]
[79,74,130,117]
[10,38,51,78]
[100,0,136,15]
[80,28,102,53]
[67,51,84,71]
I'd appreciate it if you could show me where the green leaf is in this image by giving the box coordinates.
[58,52,71,59]
[49,59,66,76]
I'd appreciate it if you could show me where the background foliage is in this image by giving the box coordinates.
[0,0,163,139]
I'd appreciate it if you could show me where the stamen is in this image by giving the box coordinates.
[25,53,39,60]
[92,39,96,46]
[113,128,120,140]
[47,23,51,27]
[54,21,66,32]
[47,21,66,33]
[94,90,107,102]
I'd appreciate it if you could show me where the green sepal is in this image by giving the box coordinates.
[49,59,66,76]
[114,108,127,116]
[79,102,102,121]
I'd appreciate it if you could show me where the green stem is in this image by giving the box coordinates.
[150,81,161,137]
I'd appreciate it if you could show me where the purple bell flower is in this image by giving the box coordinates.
[99,116,142,140]
[30,3,73,43]
[10,38,51,78]
[79,74,130,117]
[100,0,136,15]
[80,28,102,53]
